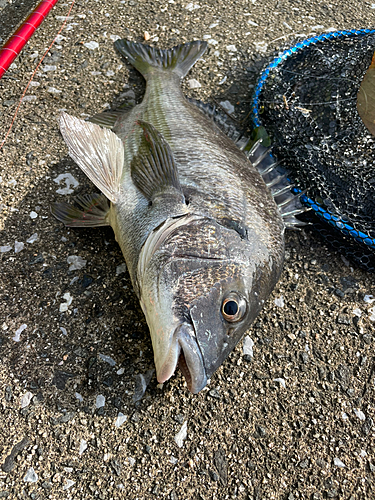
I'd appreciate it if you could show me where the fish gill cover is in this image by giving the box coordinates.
[251,28,375,271]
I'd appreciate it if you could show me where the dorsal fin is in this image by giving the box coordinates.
[188,98,250,148]
[59,113,124,203]
[131,120,184,204]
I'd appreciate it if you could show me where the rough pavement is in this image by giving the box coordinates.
[0,0,374,498]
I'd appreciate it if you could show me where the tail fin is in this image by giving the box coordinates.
[114,40,207,78]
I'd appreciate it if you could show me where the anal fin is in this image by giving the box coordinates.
[51,193,110,227]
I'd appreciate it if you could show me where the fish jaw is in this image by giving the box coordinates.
[155,323,207,394]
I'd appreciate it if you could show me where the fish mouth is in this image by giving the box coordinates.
[157,323,207,394]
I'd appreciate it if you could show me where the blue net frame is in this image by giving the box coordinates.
[250,28,375,268]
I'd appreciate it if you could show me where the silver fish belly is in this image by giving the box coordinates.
[52,40,289,394]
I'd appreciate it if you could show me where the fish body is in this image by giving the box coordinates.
[53,40,288,393]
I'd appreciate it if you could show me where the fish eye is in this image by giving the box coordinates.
[222,293,246,322]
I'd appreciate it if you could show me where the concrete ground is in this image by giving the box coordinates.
[0,0,374,498]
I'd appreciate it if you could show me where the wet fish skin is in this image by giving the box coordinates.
[52,40,285,394]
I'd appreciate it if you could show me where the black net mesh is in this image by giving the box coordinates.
[254,30,375,271]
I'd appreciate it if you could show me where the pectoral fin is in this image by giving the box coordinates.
[59,112,124,203]
[131,120,185,205]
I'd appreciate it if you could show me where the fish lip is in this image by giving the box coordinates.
[157,323,207,394]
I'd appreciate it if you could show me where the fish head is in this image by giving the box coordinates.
[138,215,283,394]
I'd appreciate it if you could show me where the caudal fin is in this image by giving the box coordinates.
[114,39,207,79]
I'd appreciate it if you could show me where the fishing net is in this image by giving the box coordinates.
[251,28,375,271]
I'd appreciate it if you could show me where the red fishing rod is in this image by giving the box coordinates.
[0,0,75,150]
[0,0,60,79]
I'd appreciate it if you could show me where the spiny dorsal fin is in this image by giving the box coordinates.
[59,113,124,203]
[131,120,184,203]
[188,97,248,147]
[114,40,207,79]
[51,193,110,227]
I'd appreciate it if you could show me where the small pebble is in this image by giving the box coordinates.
[174,421,188,448]
[79,439,87,455]
[20,391,33,408]
[333,457,346,468]
[96,395,106,408]
[26,233,38,244]
[54,173,79,195]
[133,369,154,402]
[60,292,73,312]
[75,392,83,402]
[14,241,24,253]
[219,100,234,114]
[185,3,200,11]
[24,467,38,483]
[273,378,286,388]
[13,324,27,342]
[253,41,268,53]
[188,78,201,89]
[30,211,38,219]
[67,256,87,271]
[63,479,75,490]
[99,353,116,366]
[115,412,127,428]
[84,41,99,50]
[353,408,366,421]
[242,335,254,357]
[274,296,285,308]
[116,263,127,275]
[42,65,57,72]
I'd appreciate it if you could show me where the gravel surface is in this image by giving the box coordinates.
[0,0,374,499]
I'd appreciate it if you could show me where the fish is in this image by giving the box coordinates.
[52,40,304,393]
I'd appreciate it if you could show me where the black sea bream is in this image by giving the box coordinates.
[52,40,302,393]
